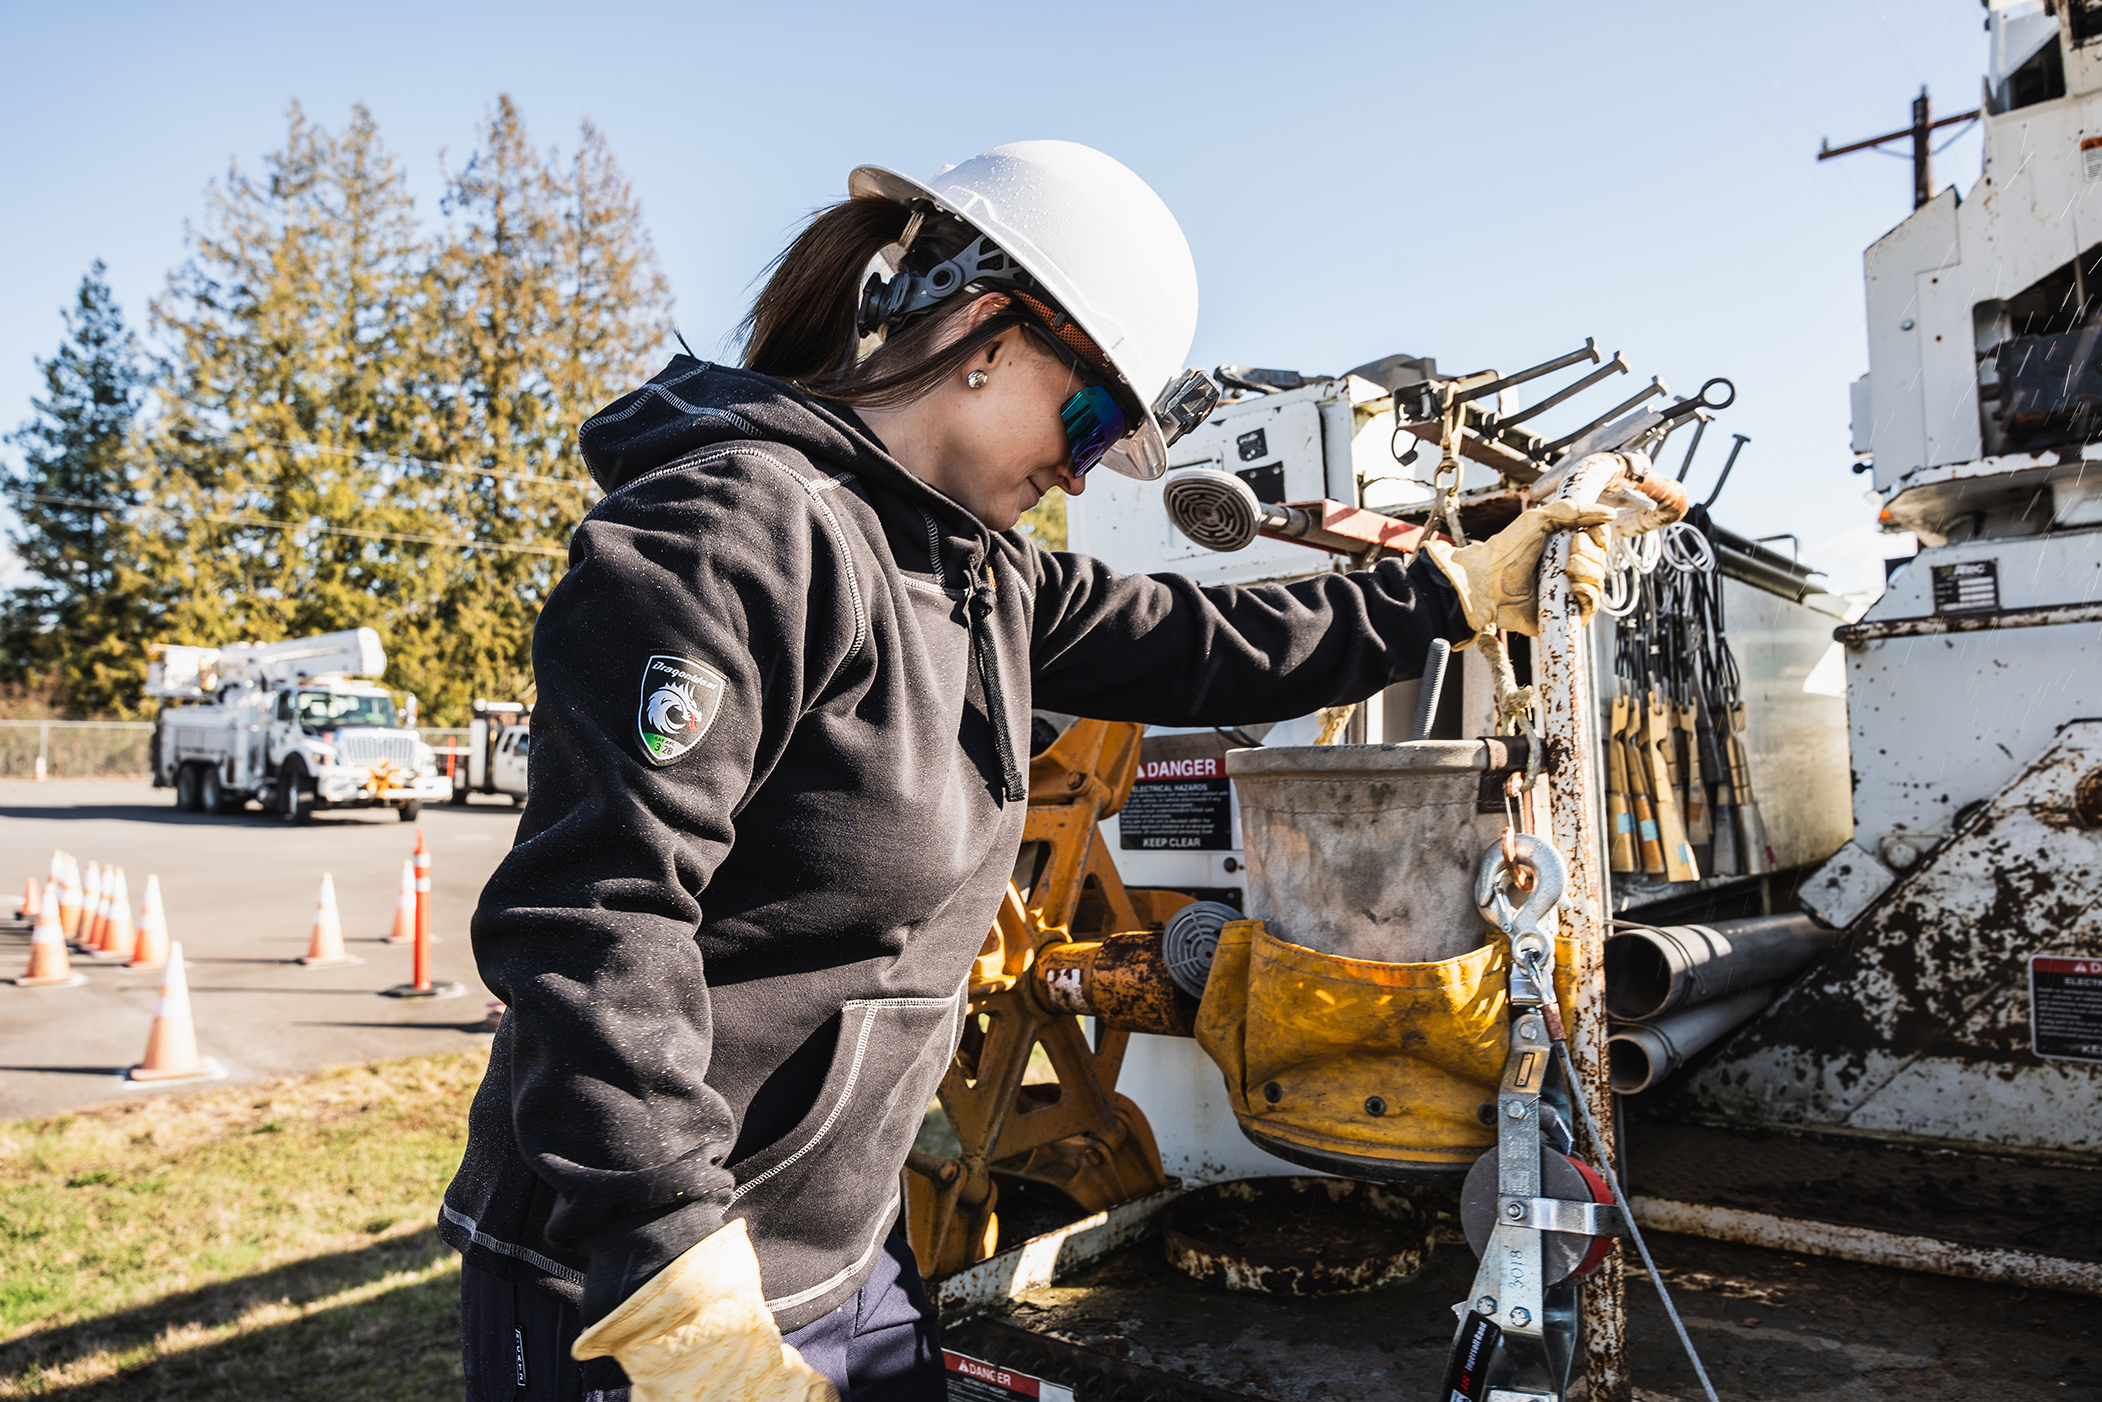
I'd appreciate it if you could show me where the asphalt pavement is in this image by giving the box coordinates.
[0,779,522,1119]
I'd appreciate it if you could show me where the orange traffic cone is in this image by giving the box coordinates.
[380,829,461,1001]
[100,869,136,962]
[383,858,415,943]
[297,873,360,967]
[58,854,82,940]
[89,865,116,953]
[93,863,118,951]
[129,875,170,970]
[14,886,84,987]
[14,876,37,927]
[127,942,219,1082]
[74,861,102,947]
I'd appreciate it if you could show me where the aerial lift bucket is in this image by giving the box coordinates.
[1193,741,1577,1180]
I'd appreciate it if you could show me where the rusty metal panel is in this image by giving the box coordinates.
[1840,529,2102,870]
[1681,721,2102,1151]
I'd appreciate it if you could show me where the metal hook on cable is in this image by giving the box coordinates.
[1701,434,1750,510]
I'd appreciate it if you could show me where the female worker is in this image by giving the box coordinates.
[443,141,1605,1402]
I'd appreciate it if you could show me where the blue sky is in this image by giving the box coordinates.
[0,0,1995,593]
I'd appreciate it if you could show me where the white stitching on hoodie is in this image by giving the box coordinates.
[581,378,757,438]
[760,1188,901,1313]
[727,997,956,1206]
[602,447,869,664]
[439,1203,587,1285]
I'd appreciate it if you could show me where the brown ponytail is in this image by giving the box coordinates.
[740,195,1044,411]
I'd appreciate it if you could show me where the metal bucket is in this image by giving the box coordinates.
[1226,741,1513,964]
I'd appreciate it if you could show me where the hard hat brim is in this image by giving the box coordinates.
[850,162,1169,482]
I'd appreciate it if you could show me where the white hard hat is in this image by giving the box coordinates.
[850,140,1202,481]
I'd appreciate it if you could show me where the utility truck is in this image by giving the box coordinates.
[146,628,449,823]
[449,698,531,805]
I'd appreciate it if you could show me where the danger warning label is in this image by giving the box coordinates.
[943,1352,1075,1402]
[2030,955,2102,1062]
[1120,732,1236,852]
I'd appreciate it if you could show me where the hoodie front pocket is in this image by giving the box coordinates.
[724,992,962,1293]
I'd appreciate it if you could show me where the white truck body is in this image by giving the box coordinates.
[451,699,530,804]
[148,628,450,821]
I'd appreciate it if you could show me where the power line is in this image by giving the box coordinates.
[4,488,571,559]
[203,431,597,492]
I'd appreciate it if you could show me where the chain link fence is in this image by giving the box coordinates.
[0,720,157,779]
[1,722,480,781]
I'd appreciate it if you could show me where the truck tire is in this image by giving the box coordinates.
[174,764,202,813]
[200,767,227,815]
[449,782,469,807]
[398,800,422,822]
[279,763,313,825]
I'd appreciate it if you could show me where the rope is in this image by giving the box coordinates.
[1524,947,1724,1402]
[1477,630,1543,792]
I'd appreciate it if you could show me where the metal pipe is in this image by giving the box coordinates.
[1493,351,1631,427]
[1411,638,1452,741]
[1604,914,1834,1021]
[1607,985,1775,1094]
[1448,338,1604,406]
[1030,930,1196,1036]
[1534,449,1629,1401]
[1541,379,1668,456]
[1675,414,1711,483]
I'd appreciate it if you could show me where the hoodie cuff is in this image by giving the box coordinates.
[578,1198,728,1326]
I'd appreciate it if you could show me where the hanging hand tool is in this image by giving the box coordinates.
[1699,695,1739,876]
[1623,704,1666,876]
[1728,703,1775,875]
[1680,700,1711,846]
[1605,697,1636,873]
[1643,693,1699,882]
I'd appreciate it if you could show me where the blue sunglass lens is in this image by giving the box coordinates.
[1059,385,1127,477]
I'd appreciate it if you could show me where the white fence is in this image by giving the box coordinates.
[0,720,157,779]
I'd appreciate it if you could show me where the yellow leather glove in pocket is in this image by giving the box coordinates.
[1423,500,1613,636]
[571,1219,838,1402]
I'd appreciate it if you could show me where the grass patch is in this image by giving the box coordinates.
[0,1048,489,1398]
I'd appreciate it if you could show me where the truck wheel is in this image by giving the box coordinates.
[174,764,202,813]
[449,783,469,806]
[200,767,226,815]
[398,800,422,822]
[279,764,313,825]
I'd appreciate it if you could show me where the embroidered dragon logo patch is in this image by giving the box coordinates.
[635,654,726,765]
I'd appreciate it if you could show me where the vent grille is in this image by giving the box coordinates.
[335,734,418,768]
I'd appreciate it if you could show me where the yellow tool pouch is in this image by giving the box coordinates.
[1195,918,1578,1178]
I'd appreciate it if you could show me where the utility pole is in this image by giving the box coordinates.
[1818,84,1981,211]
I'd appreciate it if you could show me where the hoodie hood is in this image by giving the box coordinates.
[580,358,988,540]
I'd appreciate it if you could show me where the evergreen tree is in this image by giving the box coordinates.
[96,99,669,724]
[149,102,442,671]
[414,96,670,717]
[2,263,156,715]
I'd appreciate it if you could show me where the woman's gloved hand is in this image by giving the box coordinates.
[1423,500,1614,636]
[571,1218,838,1402]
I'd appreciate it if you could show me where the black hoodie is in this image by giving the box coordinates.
[439,357,1471,1333]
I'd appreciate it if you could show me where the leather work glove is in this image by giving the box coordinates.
[1423,500,1614,636]
[571,1218,838,1402]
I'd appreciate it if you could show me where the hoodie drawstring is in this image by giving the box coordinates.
[967,566,1028,802]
